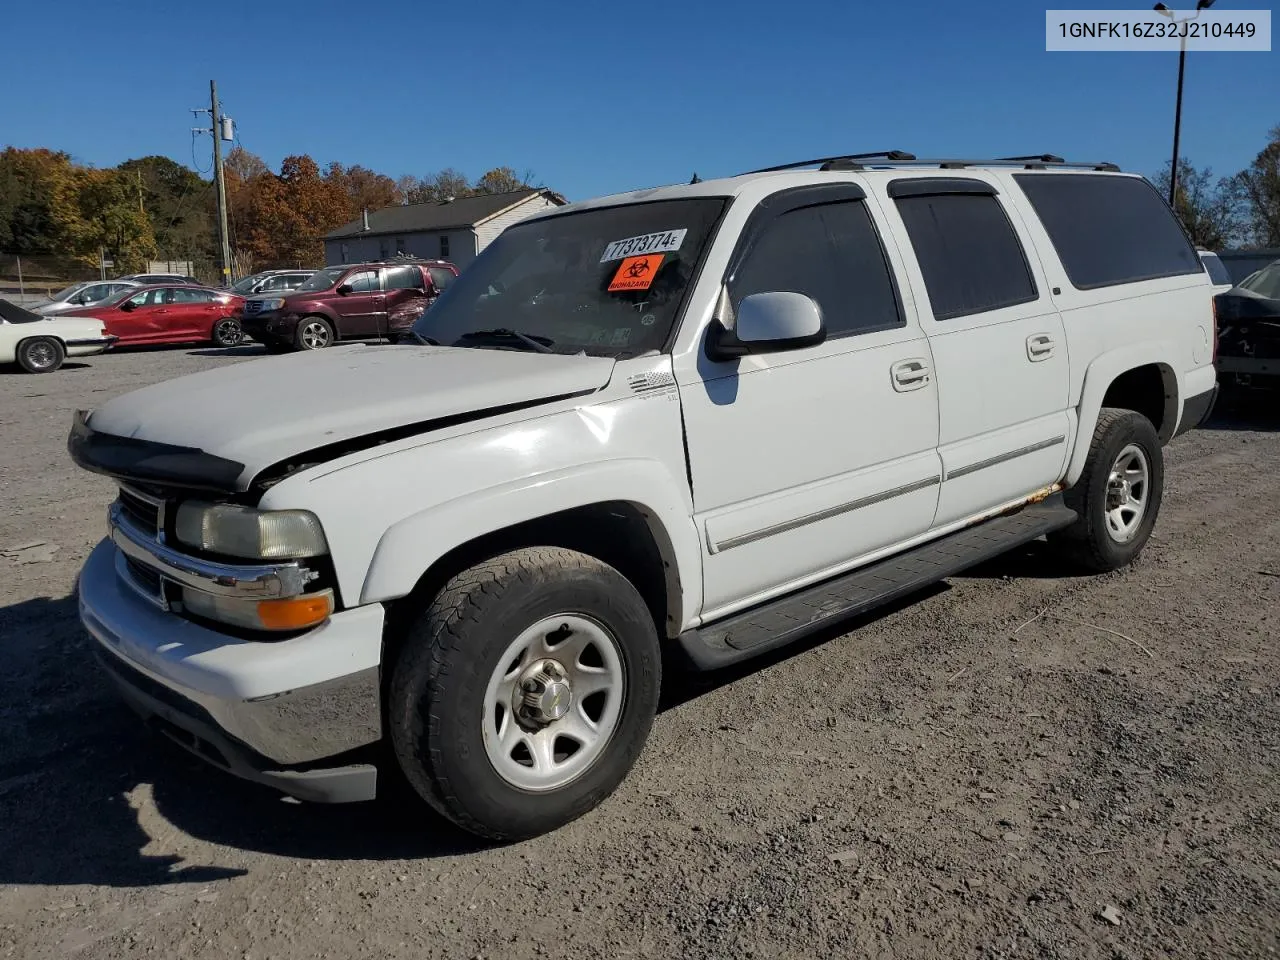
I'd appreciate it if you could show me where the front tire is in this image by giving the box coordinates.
[389,547,662,841]
[295,316,334,351]
[17,337,65,374]
[1049,408,1164,572]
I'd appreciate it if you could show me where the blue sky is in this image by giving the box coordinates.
[2,0,1275,200]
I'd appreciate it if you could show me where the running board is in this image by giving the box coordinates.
[677,497,1077,671]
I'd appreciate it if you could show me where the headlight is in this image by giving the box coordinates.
[261,298,286,310]
[174,502,329,559]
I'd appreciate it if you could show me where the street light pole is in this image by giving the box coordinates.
[1154,0,1215,209]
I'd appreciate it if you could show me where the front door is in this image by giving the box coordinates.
[879,176,1071,527]
[675,185,943,619]
[332,269,385,338]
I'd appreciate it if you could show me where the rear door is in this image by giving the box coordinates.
[166,287,219,340]
[382,265,429,337]
[880,176,1070,527]
[331,269,383,338]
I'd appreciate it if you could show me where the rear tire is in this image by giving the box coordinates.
[17,337,65,374]
[295,316,334,351]
[1049,408,1163,572]
[388,547,662,841]
[211,317,242,347]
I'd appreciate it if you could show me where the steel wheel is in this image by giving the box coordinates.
[1104,443,1150,543]
[482,613,625,792]
[299,319,331,350]
[212,318,241,347]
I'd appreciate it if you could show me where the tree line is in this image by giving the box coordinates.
[2,125,1277,279]
[0,146,541,276]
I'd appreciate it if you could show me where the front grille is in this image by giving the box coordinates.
[118,485,163,537]
[243,300,264,316]
[124,556,163,595]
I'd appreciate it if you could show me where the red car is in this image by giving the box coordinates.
[64,284,245,348]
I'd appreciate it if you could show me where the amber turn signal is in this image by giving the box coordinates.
[256,592,334,631]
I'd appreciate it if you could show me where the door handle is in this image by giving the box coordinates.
[1026,334,1056,361]
[891,358,931,392]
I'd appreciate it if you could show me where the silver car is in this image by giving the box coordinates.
[32,280,140,317]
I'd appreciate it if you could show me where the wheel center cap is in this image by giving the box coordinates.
[518,659,573,724]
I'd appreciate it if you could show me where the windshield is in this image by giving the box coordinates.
[230,275,262,293]
[1239,261,1280,300]
[411,198,729,357]
[294,266,347,293]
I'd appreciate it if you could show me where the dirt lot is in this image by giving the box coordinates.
[0,345,1277,960]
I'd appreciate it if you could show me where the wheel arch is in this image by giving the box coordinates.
[1067,344,1180,487]
[363,462,703,644]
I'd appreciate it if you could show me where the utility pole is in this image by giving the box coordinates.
[193,81,234,285]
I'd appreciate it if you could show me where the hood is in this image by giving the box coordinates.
[80,344,616,490]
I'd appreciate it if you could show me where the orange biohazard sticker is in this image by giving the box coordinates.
[608,254,664,292]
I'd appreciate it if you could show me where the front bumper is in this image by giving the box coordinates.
[241,310,294,344]
[78,538,385,802]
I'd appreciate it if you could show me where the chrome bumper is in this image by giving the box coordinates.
[79,538,384,771]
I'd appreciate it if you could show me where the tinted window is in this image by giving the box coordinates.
[385,266,423,290]
[730,201,902,338]
[344,271,379,293]
[172,288,213,303]
[1014,173,1200,289]
[895,193,1037,320]
[428,267,455,291]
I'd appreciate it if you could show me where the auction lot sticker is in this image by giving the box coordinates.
[609,254,664,292]
[600,230,686,263]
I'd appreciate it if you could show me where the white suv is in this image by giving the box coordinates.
[71,151,1220,840]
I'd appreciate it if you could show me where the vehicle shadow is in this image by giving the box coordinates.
[185,344,269,359]
[953,537,1094,581]
[0,593,489,890]
[1200,388,1280,432]
[660,583,950,710]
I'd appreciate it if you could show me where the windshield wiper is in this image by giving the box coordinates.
[456,328,554,353]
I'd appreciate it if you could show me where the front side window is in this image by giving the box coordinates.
[1014,173,1200,290]
[344,270,379,293]
[729,200,903,338]
[413,197,729,358]
[895,192,1037,320]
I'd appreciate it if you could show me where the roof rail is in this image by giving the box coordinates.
[743,153,1121,175]
[746,151,917,174]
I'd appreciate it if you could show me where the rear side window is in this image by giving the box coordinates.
[1014,173,1200,289]
[894,193,1037,320]
[385,266,423,290]
[730,200,903,339]
[1200,253,1232,286]
[428,266,455,291]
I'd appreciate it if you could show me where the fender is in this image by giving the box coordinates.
[359,458,704,634]
[1066,342,1180,487]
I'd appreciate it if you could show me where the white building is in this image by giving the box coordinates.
[323,189,566,270]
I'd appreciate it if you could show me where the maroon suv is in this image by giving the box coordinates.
[240,259,458,351]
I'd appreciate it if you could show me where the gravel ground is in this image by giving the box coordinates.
[1,345,1277,960]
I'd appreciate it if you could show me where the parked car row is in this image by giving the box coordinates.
[1214,256,1280,395]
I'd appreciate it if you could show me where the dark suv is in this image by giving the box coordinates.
[240,259,458,351]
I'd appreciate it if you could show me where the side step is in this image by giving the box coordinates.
[677,497,1077,671]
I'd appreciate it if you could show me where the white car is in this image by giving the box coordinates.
[0,299,116,373]
[71,152,1219,840]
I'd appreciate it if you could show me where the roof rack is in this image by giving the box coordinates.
[744,152,1120,175]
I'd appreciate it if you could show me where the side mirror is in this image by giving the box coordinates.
[705,291,825,361]
[119,300,137,312]
[336,283,353,296]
